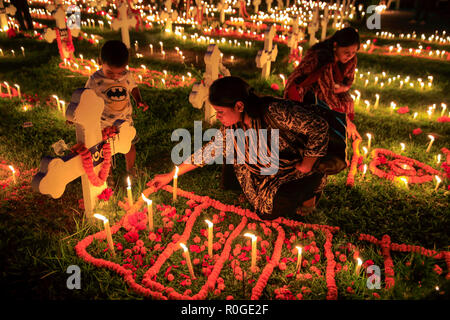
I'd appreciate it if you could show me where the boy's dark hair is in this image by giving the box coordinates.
[100,40,129,67]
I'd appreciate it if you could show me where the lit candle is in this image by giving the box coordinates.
[390,101,396,114]
[179,243,195,279]
[8,165,16,184]
[173,166,179,202]
[159,41,163,53]
[14,84,21,99]
[295,246,302,273]
[434,176,441,191]
[21,46,25,57]
[437,154,441,164]
[126,176,133,206]
[355,257,362,275]
[142,193,153,231]
[413,112,418,119]
[441,103,447,117]
[93,213,115,256]
[374,94,379,108]
[362,146,368,156]
[4,82,11,98]
[364,100,370,111]
[400,143,406,152]
[244,233,257,272]
[162,51,166,59]
[362,164,368,178]
[354,90,361,105]
[205,219,213,257]
[399,177,409,189]
[149,44,153,55]
[366,133,372,150]
[279,74,286,88]
[426,135,435,153]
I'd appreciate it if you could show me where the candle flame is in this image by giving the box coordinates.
[244,233,257,240]
[8,165,15,173]
[141,193,152,205]
[435,175,441,183]
[93,213,108,223]
[296,246,302,254]
[174,166,179,178]
[205,219,213,227]
[127,176,131,187]
[400,143,406,151]
[357,257,362,266]
[363,164,368,174]
[428,135,435,141]
[179,242,188,252]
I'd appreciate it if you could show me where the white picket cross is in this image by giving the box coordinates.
[189,44,230,125]
[308,6,319,46]
[218,0,228,24]
[112,1,137,49]
[252,0,261,13]
[321,6,330,41]
[256,25,278,79]
[32,89,136,219]
[0,0,16,32]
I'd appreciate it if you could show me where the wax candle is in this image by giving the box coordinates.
[279,74,286,88]
[399,177,409,189]
[434,176,441,191]
[149,44,153,55]
[142,193,153,231]
[362,164,368,178]
[173,166,179,202]
[8,165,16,184]
[426,135,435,153]
[159,41,163,53]
[21,46,25,57]
[180,243,195,279]
[126,176,133,206]
[374,94,379,109]
[355,257,362,275]
[362,146,368,156]
[295,246,302,273]
[93,213,115,256]
[244,233,257,272]
[390,101,396,114]
[14,84,21,99]
[4,82,11,98]
[413,112,418,120]
[162,51,166,59]
[400,143,406,152]
[441,103,447,117]
[205,219,213,256]
[366,133,372,150]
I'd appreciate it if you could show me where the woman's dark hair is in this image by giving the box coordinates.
[100,40,129,67]
[311,27,360,65]
[209,76,272,120]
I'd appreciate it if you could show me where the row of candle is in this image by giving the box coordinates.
[375,30,449,45]
[0,47,25,57]
[0,82,21,99]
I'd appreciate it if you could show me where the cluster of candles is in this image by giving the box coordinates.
[356,69,435,91]
[51,94,66,114]
[0,47,25,57]
[0,81,21,99]
[375,30,449,45]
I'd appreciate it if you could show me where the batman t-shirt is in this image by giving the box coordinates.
[85,69,137,128]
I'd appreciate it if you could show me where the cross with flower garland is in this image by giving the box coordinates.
[256,24,278,79]
[32,89,136,219]
[43,2,80,60]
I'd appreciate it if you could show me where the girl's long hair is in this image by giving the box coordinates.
[311,27,360,65]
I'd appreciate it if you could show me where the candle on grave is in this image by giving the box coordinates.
[400,143,406,152]
[279,74,286,88]
[390,101,396,114]
[441,103,447,117]
[374,94,379,109]
[437,154,441,164]
[8,165,16,184]
[0,49,3,56]
[179,243,195,279]
[366,133,372,150]
[162,51,166,59]
[173,166,179,202]
[362,164,368,178]
[159,41,163,53]
[244,233,257,271]
[205,219,213,257]
[79,54,83,62]
[354,90,360,105]
[426,135,435,153]
[21,46,25,57]
[362,146,368,156]
[52,95,60,111]
[11,49,15,56]
[142,193,153,231]
[149,44,153,55]
[355,257,362,275]
[295,246,302,273]
[14,84,21,99]
[434,176,441,192]
[364,100,370,111]
[93,213,115,256]
[4,82,11,98]
[413,112,418,120]
[126,176,133,206]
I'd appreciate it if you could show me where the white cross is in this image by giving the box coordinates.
[112,1,137,49]
[32,89,136,219]
[321,6,330,41]
[252,0,261,13]
[218,0,228,24]
[277,0,283,10]
[256,25,278,79]
[160,5,178,33]
[189,44,230,124]
[287,15,302,54]
[308,6,320,46]
[43,5,80,60]
[0,0,16,32]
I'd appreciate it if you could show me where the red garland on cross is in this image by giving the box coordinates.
[55,27,74,60]
[72,126,118,186]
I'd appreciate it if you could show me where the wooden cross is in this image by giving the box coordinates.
[321,6,330,41]
[0,0,16,32]
[112,1,137,49]
[32,89,136,219]
[189,44,230,125]
[287,15,302,55]
[218,0,228,24]
[43,4,80,60]
[160,1,178,33]
[277,0,283,10]
[252,0,261,13]
[256,25,278,79]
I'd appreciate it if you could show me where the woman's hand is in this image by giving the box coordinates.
[347,120,361,140]
[295,156,318,173]
[147,173,173,190]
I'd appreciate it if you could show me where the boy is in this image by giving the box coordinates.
[85,40,147,179]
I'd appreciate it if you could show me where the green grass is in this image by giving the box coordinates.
[0,18,449,300]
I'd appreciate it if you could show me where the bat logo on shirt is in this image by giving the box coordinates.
[105,86,127,101]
